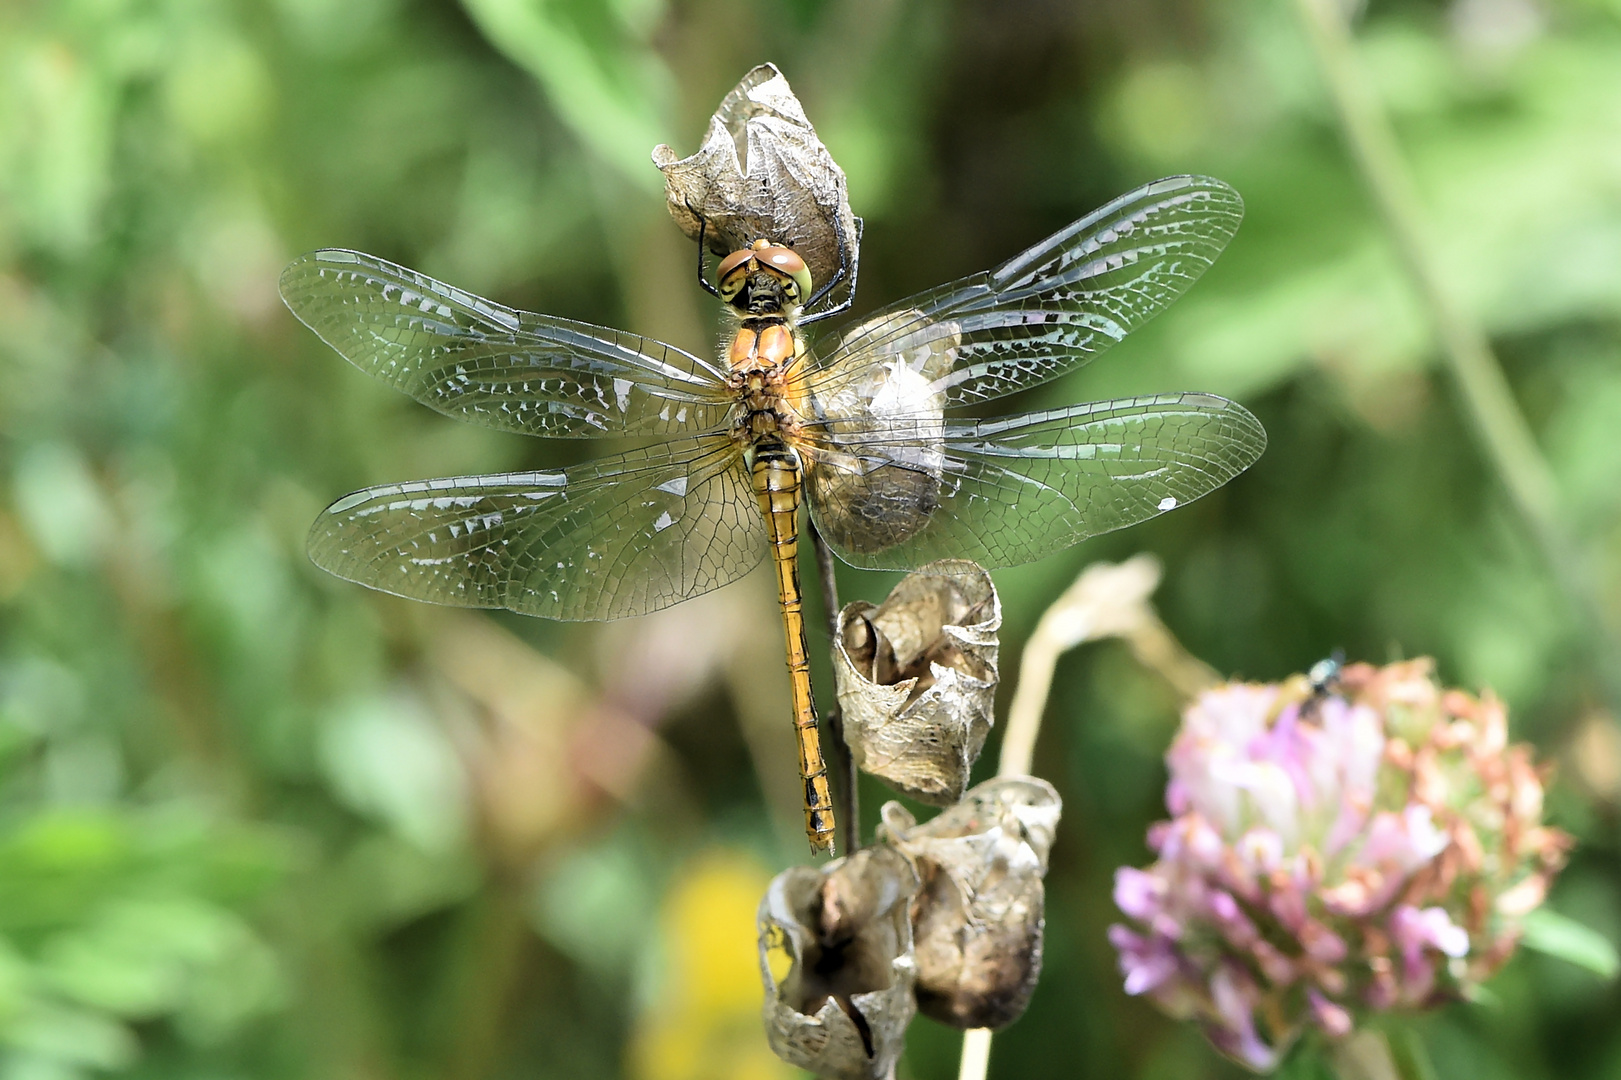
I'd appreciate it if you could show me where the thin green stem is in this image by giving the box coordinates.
[1389,1027,1441,1080]
[1328,1027,1440,1080]
[441,876,530,1080]
[1293,0,1621,704]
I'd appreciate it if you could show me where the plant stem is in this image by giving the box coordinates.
[809,522,860,854]
[957,1028,993,1080]
[998,626,1063,778]
[965,555,1216,1079]
[1001,554,1207,775]
[1292,0,1621,705]
[962,591,1070,1080]
[442,875,530,1080]
[1389,1027,1441,1080]
[966,571,1097,1078]
[1122,616,1221,700]
[1330,1027,1439,1080]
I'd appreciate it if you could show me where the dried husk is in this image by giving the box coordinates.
[804,310,959,556]
[758,846,919,1080]
[832,561,999,805]
[880,777,1062,1030]
[651,63,859,300]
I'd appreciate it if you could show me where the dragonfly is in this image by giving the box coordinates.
[280,174,1266,854]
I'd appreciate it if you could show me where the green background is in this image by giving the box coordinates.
[2,0,1619,1077]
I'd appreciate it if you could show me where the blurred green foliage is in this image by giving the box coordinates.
[2,0,1620,1077]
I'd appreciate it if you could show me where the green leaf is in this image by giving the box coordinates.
[459,0,670,191]
[1520,907,1621,980]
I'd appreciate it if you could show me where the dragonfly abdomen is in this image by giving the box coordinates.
[750,438,836,853]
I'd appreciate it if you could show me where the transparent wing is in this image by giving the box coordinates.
[802,393,1265,569]
[798,176,1243,409]
[308,437,763,621]
[280,249,735,438]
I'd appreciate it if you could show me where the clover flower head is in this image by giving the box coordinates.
[1110,659,1569,1071]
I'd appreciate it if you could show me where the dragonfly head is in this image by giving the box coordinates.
[717,240,814,314]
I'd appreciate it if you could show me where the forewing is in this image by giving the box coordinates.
[308,437,763,620]
[800,176,1242,409]
[281,249,733,438]
[803,394,1265,570]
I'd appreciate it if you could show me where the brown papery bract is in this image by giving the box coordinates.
[652,63,859,302]
[758,846,920,1080]
[881,777,1062,1030]
[831,561,1000,806]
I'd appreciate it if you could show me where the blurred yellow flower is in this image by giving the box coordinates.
[628,850,797,1080]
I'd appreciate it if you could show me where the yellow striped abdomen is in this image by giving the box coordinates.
[750,438,836,854]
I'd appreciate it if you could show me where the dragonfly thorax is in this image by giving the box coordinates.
[729,360,798,436]
[726,317,799,374]
[723,318,808,453]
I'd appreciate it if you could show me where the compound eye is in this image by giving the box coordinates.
[758,246,813,302]
[716,248,754,301]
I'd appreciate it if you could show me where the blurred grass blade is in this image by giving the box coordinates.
[1329,1030,1400,1080]
[459,0,670,190]
[1291,0,1621,710]
[1520,908,1621,980]
[1389,1028,1440,1080]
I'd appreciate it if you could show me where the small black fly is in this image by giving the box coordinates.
[1304,649,1346,715]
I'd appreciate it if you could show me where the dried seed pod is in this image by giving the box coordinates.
[880,777,1062,1030]
[652,63,860,303]
[804,310,959,556]
[832,561,999,805]
[758,846,919,1079]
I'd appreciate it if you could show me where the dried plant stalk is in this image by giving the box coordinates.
[960,556,1194,1080]
[1001,554,1211,775]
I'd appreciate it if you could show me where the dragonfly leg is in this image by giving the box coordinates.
[799,213,862,325]
[689,201,723,301]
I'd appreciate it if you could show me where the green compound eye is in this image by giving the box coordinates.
[758,246,813,303]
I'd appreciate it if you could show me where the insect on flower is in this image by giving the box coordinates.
[282,157,1265,855]
[1109,660,1570,1071]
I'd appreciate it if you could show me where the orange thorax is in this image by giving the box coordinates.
[727,319,797,374]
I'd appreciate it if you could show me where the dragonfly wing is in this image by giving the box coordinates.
[803,394,1265,569]
[280,249,734,438]
[308,437,763,620]
[800,176,1242,408]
